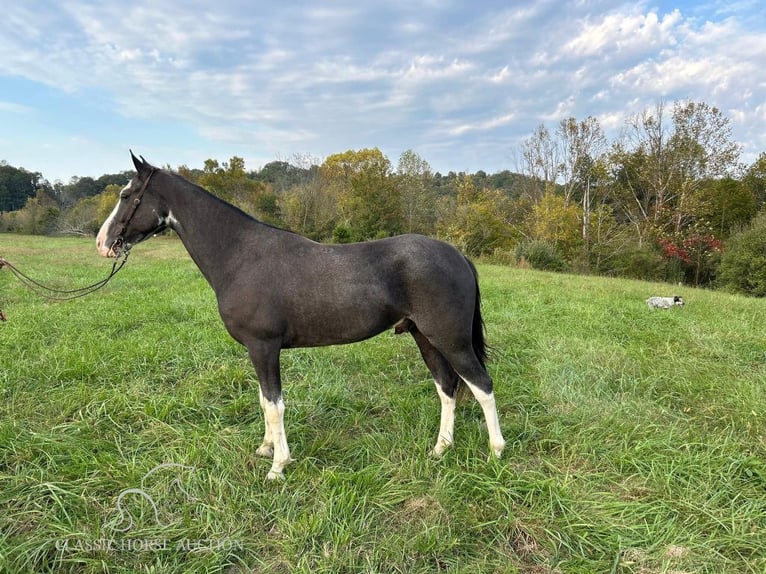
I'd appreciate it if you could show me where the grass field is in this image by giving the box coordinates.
[0,234,764,573]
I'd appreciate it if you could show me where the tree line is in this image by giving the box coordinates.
[2,100,766,295]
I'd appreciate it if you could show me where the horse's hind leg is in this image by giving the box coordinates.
[410,328,460,456]
[448,353,505,459]
[464,379,505,459]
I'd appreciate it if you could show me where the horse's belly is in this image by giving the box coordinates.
[283,307,399,348]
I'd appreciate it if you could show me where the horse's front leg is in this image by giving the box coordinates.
[248,341,292,480]
[256,387,274,458]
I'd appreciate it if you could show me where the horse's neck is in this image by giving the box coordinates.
[165,182,269,294]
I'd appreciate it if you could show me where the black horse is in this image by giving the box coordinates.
[97,152,505,479]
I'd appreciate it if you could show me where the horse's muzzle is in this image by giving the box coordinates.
[96,236,122,258]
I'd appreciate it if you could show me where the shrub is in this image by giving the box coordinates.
[332,224,352,244]
[606,243,667,281]
[718,213,766,296]
[515,240,568,272]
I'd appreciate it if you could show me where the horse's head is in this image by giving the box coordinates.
[96,152,170,257]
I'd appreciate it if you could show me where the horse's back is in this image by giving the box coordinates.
[356,233,469,275]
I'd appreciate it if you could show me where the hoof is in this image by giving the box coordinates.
[265,457,294,480]
[266,470,285,481]
[488,441,505,460]
[256,444,274,458]
[430,442,451,458]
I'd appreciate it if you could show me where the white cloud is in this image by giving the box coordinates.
[489,66,511,84]
[0,101,32,114]
[564,9,682,58]
[399,56,473,84]
[1,0,765,178]
[450,112,516,136]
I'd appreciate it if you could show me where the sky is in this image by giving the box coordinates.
[1,0,765,183]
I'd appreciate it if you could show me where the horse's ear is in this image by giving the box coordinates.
[130,150,144,172]
[130,150,152,175]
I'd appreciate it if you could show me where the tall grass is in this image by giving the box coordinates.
[1,234,764,573]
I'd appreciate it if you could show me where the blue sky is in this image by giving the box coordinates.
[1,0,765,182]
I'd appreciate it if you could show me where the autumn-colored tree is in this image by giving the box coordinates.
[658,223,723,285]
[528,191,583,260]
[198,157,279,224]
[280,171,337,240]
[441,175,515,257]
[96,184,121,223]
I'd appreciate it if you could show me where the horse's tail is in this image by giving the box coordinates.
[465,257,488,368]
[454,257,488,404]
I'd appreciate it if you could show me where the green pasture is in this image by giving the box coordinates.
[0,234,764,573]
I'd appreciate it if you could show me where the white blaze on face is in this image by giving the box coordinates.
[96,181,132,257]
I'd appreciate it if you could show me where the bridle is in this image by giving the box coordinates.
[109,167,157,255]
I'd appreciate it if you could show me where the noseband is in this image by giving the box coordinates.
[111,168,156,253]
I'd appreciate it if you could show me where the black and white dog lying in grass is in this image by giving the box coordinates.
[646,295,685,309]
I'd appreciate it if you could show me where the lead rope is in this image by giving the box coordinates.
[0,251,129,320]
[0,168,153,321]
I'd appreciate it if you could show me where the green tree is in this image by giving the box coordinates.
[14,191,60,234]
[256,160,314,193]
[322,148,402,240]
[585,203,631,274]
[610,100,741,240]
[58,195,102,235]
[697,178,757,236]
[0,162,41,212]
[743,152,766,210]
[280,177,338,240]
[667,100,741,233]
